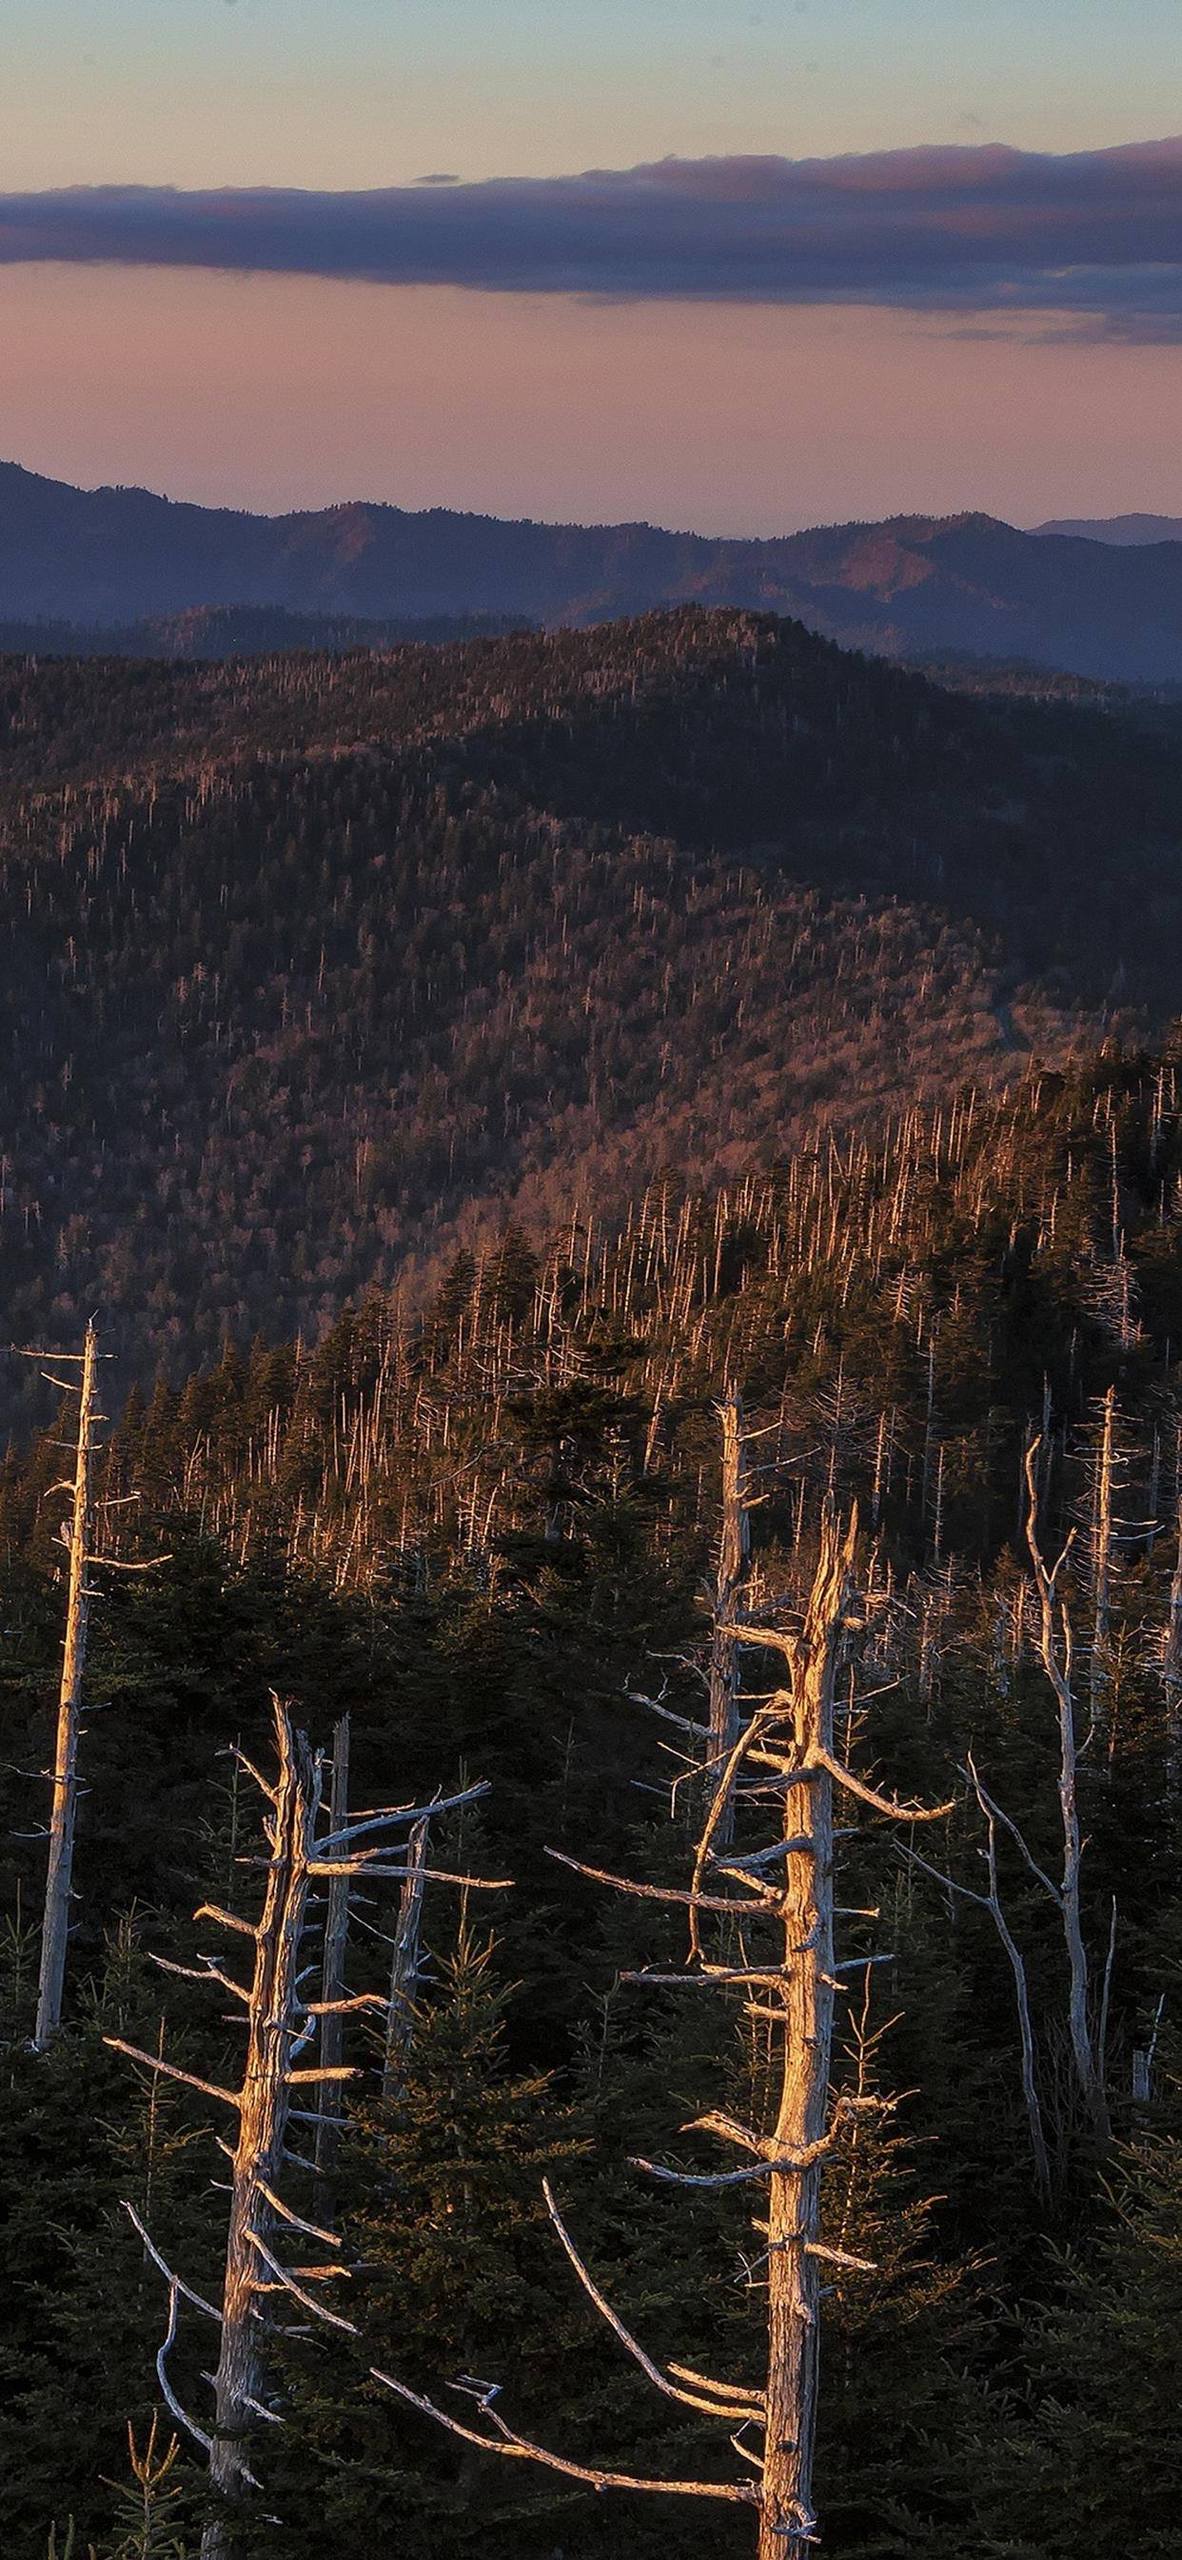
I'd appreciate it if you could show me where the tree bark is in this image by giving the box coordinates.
[708,1389,751,1852]
[759,1513,853,2557]
[315,1714,351,2193]
[202,1709,322,2559]
[1024,1441,1110,2149]
[1090,1386,1115,1721]
[384,1815,429,2090]
[1162,1496,1182,1794]
[34,1319,99,2048]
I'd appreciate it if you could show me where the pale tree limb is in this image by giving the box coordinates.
[118,2207,227,2471]
[688,1700,790,1958]
[122,2201,223,2323]
[542,2180,766,2421]
[245,2230,359,2336]
[368,2367,758,2505]
[903,1764,1051,2201]
[812,1747,954,1825]
[318,1778,492,1853]
[547,1845,769,1916]
[104,2039,242,2114]
[150,1953,251,2005]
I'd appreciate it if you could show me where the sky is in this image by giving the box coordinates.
[0,0,1179,531]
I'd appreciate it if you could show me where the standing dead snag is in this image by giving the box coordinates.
[108,1700,498,2558]
[901,1432,1113,2184]
[314,1713,352,2189]
[23,1321,107,2049]
[384,1813,430,2090]
[758,1511,859,2556]
[202,1712,327,2548]
[1160,1492,1182,1791]
[20,1319,167,2048]
[904,1754,1052,2200]
[373,1506,952,2556]
[1023,1438,1111,2148]
[1089,1386,1117,1717]
[113,1703,338,2560]
[706,1387,753,1850]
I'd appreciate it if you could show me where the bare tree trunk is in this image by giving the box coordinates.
[707,1389,751,1851]
[368,1505,953,2548]
[202,1714,323,2559]
[1090,1386,1115,1721]
[112,1727,499,2545]
[982,1879,1050,2198]
[969,1769,1051,2197]
[905,1758,1051,2199]
[1024,1441,1110,2148]
[35,1320,99,2048]
[384,1815,429,2089]
[315,1714,351,2191]
[1058,1760,1106,2144]
[759,1513,851,2557]
[1162,1497,1182,1793]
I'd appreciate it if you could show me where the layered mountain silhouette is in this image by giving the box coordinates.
[1034,514,1182,546]
[4,459,1182,679]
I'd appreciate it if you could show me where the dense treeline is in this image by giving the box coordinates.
[0,607,529,664]
[2,1044,1181,2556]
[5,609,1182,1431]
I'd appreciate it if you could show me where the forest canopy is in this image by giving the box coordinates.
[2,614,1181,2557]
[3,608,1182,1435]
[3,1037,1182,2556]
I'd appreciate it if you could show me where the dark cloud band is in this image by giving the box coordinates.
[1,140,1180,337]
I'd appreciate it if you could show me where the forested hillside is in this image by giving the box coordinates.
[3,1046,1182,2558]
[4,608,1182,1431]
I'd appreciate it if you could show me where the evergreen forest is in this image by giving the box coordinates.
[2,612,1182,2559]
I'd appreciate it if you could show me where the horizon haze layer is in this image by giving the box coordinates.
[6,450,1178,546]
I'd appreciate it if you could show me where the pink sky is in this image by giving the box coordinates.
[1,260,1176,533]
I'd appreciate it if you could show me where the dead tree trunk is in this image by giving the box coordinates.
[707,1389,752,1849]
[1024,1439,1111,2149]
[908,1440,1112,2186]
[111,1707,344,2559]
[384,1813,429,2090]
[34,1320,100,2048]
[110,1716,498,2546]
[202,1712,324,2555]
[907,1754,1052,2200]
[371,1505,952,2555]
[758,1512,850,2556]
[1161,1495,1182,1793]
[315,1714,352,2190]
[1090,1386,1116,1729]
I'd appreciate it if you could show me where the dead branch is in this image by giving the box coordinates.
[542,2179,766,2420]
[368,2367,758,2505]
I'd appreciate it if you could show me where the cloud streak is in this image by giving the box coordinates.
[1,141,1181,337]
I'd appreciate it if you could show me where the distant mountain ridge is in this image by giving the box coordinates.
[1034,514,1182,546]
[5,461,1182,678]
